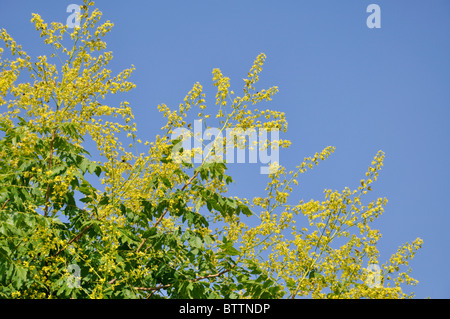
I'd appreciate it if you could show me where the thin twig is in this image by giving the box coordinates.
[54,223,91,256]
[0,199,9,211]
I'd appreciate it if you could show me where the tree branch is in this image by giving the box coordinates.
[136,170,200,253]
[44,129,56,217]
[133,266,234,294]
[134,283,171,292]
[54,223,92,256]
[191,267,232,283]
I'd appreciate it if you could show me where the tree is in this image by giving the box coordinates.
[0,1,422,299]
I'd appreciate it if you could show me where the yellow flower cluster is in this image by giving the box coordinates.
[212,69,231,107]
[230,148,422,298]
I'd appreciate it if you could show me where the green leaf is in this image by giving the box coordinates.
[189,236,203,249]
[239,203,252,217]
[161,177,171,188]
[195,198,202,213]
[14,266,28,289]
[79,157,90,174]
[204,235,213,246]
[308,269,324,281]
[94,165,102,177]
[88,162,98,175]
[79,197,92,204]
[51,164,66,176]
[227,198,237,209]
[222,242,240,256]
[143,227,157,239]
[286,278,296,290]
[99,193,109,206]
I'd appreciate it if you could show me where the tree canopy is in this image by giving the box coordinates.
[0,1,422,299]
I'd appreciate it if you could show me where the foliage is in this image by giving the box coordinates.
[0,1,422,299]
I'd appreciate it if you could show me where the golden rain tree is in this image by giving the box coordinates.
[0,1,422,299]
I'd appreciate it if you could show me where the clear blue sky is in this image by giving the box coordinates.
[1,0,449,298]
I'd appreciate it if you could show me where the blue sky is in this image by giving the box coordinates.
[1,0,449,298]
